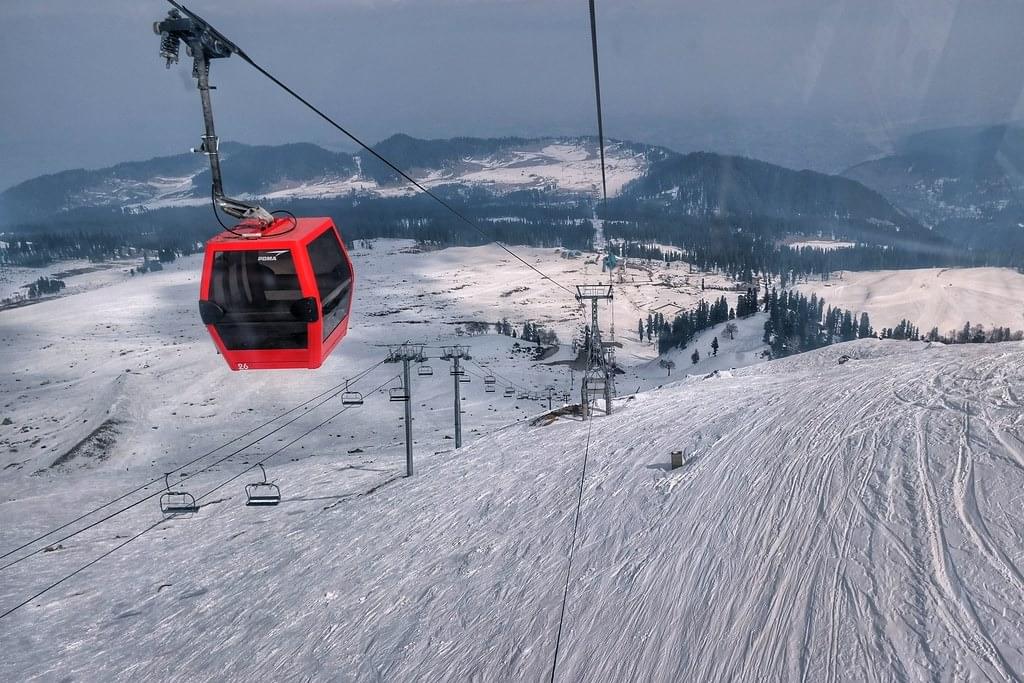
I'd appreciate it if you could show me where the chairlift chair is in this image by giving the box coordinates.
[504,386,515,398]
[389,386,410,402]
[484,375,496,385]
[517,391,529,400]
[459,374,471,383]
[485,383,496,393]
[160,473,199,514]
[417,365,434,377]
[341,380,364,406]
[245,463,281,506]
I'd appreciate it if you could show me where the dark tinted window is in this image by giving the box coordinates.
[307,229,353,341]
[208,249,308,350]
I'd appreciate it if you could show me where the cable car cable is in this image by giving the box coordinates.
[161,1,574,297]
[588,0,608,205]
[549,408,596,682]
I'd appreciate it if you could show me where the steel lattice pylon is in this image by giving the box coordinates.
[575,284,614,416]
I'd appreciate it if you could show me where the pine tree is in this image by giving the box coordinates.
[638,318,645,342]
[857,312,872,339]
[840,311,855,341]
[691,349,700,364]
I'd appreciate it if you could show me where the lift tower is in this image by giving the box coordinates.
[575,284,615,417]
[385,343,423,476]
[441,345,472,448]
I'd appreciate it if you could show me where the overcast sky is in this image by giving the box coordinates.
[2,0,1024,189]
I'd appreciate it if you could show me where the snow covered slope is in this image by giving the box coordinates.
[795,266,1024,333]
[2,242,1023,680]
[2,339,1023,680]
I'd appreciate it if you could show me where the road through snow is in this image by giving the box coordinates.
[2,340,1024,680]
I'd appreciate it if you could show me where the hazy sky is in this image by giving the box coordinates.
[2,0,1024,189]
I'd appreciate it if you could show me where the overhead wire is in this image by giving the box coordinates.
[164,0,573,297]
[548,403,596,681]
[550,3,608,677]
[0,519,165,622]
[588,0,608,205]
[0,360,384,573]
[0,366,394,621]
[0,367,379,564]
[195,373,401,503]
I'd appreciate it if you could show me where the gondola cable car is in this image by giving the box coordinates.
[155,7,354,371]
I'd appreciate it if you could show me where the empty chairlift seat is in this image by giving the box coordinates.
[160,473,199,514]
[245,464,281,506]
[198,217,355,370]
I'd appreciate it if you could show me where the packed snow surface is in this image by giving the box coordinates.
[796,266,1024,333]
[2,242,1023,680]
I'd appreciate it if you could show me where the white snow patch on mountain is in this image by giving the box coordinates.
[117,140,648,211]
[788,239,856,251]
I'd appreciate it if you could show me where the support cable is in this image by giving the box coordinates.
[0,367,394,621]
[0,360,383,573]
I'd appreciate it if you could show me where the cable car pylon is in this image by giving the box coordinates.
[575,284,615,417]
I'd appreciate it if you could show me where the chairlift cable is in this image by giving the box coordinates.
[0,365,392,619]
[195,373,401,503]
[0,364,379,564]
[0,519,164,622]
[0,360,384,572]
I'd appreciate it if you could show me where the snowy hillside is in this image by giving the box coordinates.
[795,266,1024,333]
[2,242,1023,679]
[2,332,1023,678]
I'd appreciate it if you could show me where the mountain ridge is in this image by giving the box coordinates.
[1,135,914,246]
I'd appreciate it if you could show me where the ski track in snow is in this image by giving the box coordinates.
[1,245,1023,679]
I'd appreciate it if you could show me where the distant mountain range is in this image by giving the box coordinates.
[0,136,660,225]
[0,134,920,247]
[843,123,1024,251]
[621,151,925,243]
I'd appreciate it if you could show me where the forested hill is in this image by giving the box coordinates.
[617,152,927,244]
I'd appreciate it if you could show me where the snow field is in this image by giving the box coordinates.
[2,240,1023,679]
[796,266,1024,333]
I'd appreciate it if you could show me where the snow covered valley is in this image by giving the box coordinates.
[1,244,1023,680]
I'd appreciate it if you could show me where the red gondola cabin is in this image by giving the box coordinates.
[198,217,354,370]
